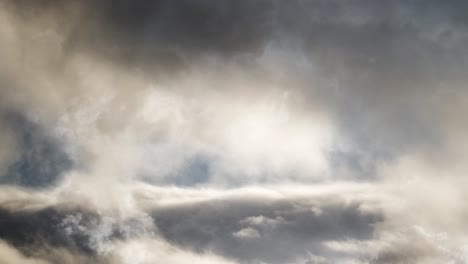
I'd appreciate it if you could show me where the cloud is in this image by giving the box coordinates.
[323,226,468,264]
[0,112,72,188]
[141,184,382,263]
[1,0,468,263]
[110,238,237,264]
[233,227,261,240]
[0,241,48,264]
[0,183,383,263]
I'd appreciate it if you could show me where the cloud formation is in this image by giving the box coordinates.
[1,0,468,263]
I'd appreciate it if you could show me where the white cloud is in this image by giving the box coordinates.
[233,227,261,239]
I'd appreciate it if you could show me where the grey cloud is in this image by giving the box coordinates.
[151,193,382,263]
[0,207,105,257]
[1,1,468,263]
[7,0,468,75]
[0,205,153,264]
[0,185,384,264]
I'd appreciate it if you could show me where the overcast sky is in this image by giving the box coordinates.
[1,1,468,263]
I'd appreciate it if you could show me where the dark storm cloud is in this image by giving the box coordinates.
[0,204,155,263]
[151,194,382,263]
[0,185,384,263]
[0,207,98,256]
[4,0,276,74]
[7,0,468,72]
[0,184,462,263]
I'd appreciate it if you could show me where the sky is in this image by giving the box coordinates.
[0,0,468,263]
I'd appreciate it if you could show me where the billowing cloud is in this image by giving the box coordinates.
[1,0,468,263]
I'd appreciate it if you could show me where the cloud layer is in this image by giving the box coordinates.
[1,0,468,263]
